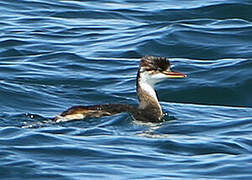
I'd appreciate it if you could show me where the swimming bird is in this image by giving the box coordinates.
[54,56,186,123]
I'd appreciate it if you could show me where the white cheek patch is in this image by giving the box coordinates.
[143,72,167,86]
[150,73,168,83]
[140,70,169,88]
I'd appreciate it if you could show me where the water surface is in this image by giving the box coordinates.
[0,0,252,179]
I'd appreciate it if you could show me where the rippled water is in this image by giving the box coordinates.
[1,0,252,179]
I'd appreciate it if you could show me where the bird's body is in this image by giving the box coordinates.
[54,56,186,123]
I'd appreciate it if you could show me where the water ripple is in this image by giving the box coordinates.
[0,0,252,179]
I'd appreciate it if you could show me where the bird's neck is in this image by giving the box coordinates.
[136,72,163,120]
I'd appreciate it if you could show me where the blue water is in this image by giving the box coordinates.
[1,0,252,179]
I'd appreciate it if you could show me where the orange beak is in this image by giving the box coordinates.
[163,71,187,78]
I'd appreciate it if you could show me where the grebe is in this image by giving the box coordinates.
[54,56,186,123]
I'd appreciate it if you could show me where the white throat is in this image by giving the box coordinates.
[138,80,158,108]
[137,71,163,112]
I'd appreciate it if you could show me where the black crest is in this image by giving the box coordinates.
[140,56,170,72]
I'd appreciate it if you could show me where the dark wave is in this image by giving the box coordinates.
[0,0,252,179]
